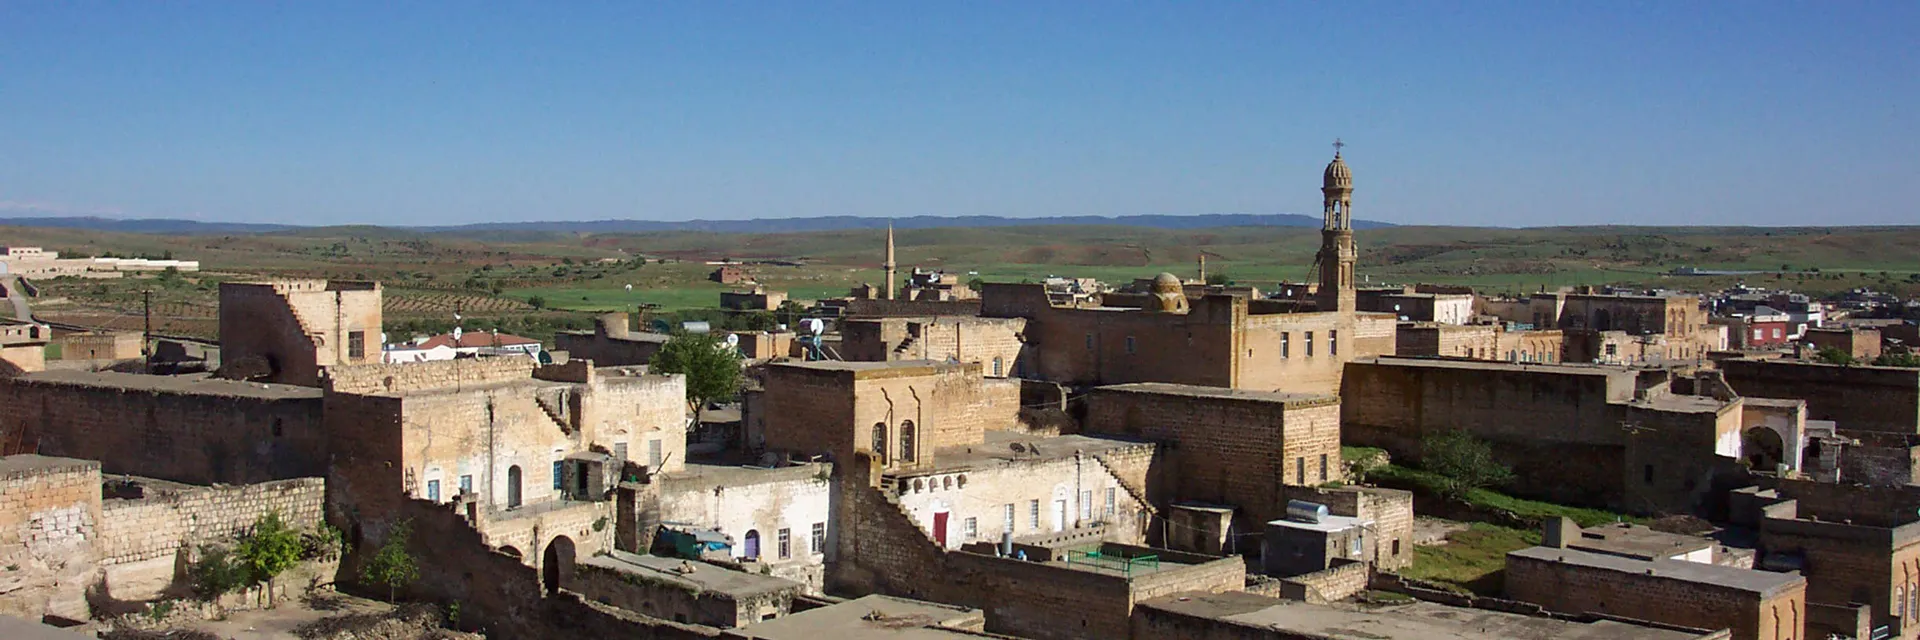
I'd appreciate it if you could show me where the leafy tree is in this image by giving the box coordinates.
[527,296,547,310]
[1813,347,1856,366]
[773,300,808,329]
[234,512,304,607]
[966,277,987,292]
[361,519,420,603]
[1420,430,1513,499]
[1205,272,1231,286]
[728,311,778,332]
[189,546,250,598]
[1873,352,1920,368]
[650,332,743,417]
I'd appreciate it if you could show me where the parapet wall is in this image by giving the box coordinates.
[1720,360,1920,434]
[325,357,537,395]
[0,455,102,621]
[97,477,326,600]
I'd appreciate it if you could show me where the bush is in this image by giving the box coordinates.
[1814,347,1856,366]
[234,512,304,605]
[189,546,250,597]
[1420,431,1513,499]
[362,519,420,602]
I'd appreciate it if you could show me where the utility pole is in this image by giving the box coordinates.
[141,289,153,370]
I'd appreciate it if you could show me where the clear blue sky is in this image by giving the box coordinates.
[2,2,1914,227]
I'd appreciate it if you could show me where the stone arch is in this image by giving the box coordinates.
[499,545,522,559]
[1744,427,1786,471]
[743,529,762,559]
[542,535,575,595]
[507,465,524,508]
[899,420,917,462]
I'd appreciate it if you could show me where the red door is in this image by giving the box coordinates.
[933,511,949,547]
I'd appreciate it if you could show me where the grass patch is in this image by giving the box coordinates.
[1370,464,1641,528]
[1402,523,1539,596]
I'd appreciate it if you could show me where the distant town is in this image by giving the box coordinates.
[3,150,1919,640]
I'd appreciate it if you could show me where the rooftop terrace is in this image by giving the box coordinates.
[14,370,322,400]
[1138,591,1710,640]
[581,551,800,598]
[1509,546,1802,596]
[723,594,990,640]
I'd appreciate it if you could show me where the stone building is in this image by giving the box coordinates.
[1082,384,1344,533]
[49,329,142,362]
[324,357,687,580]
[1749,491,1920,639]
[653,462,834,592]
[711,265,748,284]
[1721,359,1920,435]
[554,312,671,367]
[1394,322,1565,363]
[572,551,804,628]
[1133,590,1718,639]
[1342,357,1757,514]
[218,279,383,387]
[752,360,1022,473]
[977,150,1397,395]
[1358,289,1476,324]
[720,287,787,311]
[838,316,1027,377]
[1505,545,1806,640]
[0,318,49,375]
[1521,289,1719,363]
[1801,327,1883,362]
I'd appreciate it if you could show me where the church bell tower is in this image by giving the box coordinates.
[1315,140,1357,313]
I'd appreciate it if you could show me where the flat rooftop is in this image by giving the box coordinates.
[1139,591,1708,640]
[771,359,964,373]
[724,594,986,639]
[1365,356,1631,376]
[0,454,98,480]
[1633,394,1733,414]
[16,370,323,400]
[1510,546,1802,595]
[917,431,1154,473]
[0,615,95,640]
[581,551,800,597]
[1269,514,1371,534]
[1095,382,1336,407]
[1564,523,1716,561]
[661,462,829,489]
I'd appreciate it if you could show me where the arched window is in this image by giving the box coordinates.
[872,423,888,464]
[899,420,917,462]
[507,465,523,509]
[743,530,761,559]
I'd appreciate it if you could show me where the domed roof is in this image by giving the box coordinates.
[1150,272,1188,313]
[1152,272,1183,292]
[1323,153,1352,190]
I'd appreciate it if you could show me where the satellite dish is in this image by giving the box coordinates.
[803,318,825,336]
[452,327,463,341]
[379,332,388,344]
[725,334,740,348]
[625,284,634,292]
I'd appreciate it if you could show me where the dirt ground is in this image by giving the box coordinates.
[98,593,479,640]
[1411,516,1470,546]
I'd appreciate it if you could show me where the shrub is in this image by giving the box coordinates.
[1421,431,1513,499]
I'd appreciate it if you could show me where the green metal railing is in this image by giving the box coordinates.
[1064,548,1160,577]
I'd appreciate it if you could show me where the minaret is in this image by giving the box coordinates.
[883,223,898,300]
[1315,140,1357,313]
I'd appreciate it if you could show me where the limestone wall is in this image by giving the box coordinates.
[324,357,536,395]
[1506,551,1804,640]
[97,477,326,600]
[0,455,101,621]
[0,372,326,485]
[1721,360,1920,435]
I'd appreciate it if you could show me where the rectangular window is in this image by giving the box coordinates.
[1305,331,1315,357]
[1772,327,1782,339]
[553,460,564,490]
[1392,539,1402,556]
[1029,499,1040,530]
[1753,328,1764,340]
[1329,330,1338,356]
[1080,490,1093,521]
[1003,504,1015,534]
[614,441,628,462]
[993,357,1004,377]
[1296,457,1306,485]
[1320,454,1329,482]
[459,474,472,495]
[964,517,978,540]
[649,439,663,469]
[1644,464,1654,484]
[778,528,791,559]
[1281,332,1290,358]
[1085,333,1095,351]
[810,522,825,554]
[1105,487,1116,516]
[348,331,366,359]
[1125,336,1136,355]
[426,479,440,502]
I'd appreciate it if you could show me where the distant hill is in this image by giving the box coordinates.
[0,217,294,234]
[0,213,1389,236]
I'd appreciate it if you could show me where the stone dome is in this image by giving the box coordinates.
[1150,272,1188,313]
[1323,153,1352,190]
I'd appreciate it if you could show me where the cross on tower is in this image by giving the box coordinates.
[1332,138,1345,157]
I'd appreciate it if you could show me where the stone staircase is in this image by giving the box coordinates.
[892,336,918,358]
[535,389,577,435]
[1091,454,1159,520]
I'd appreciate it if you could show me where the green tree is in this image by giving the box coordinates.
[729,311,778,332]
[1813,347,1856,366]
[233,512,304,607]
[361,519,420,603]
[189,545,251,598]
[527,296,547,310]
[1205,272,1231,286]
[1420,430,1513,499]
[1873,352,1920,368]
[650,332,743,418]
[773,300,808,329]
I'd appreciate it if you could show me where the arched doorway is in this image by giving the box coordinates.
[542,536,575,595]
[1744,427,1786,472]
[743,529,761,560]
[871,423,888,465]
[507,465,523,508]
[899,421,917,463]
[1594,309,1613,332]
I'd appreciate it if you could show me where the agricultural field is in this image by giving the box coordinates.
[6,221,1919,344]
